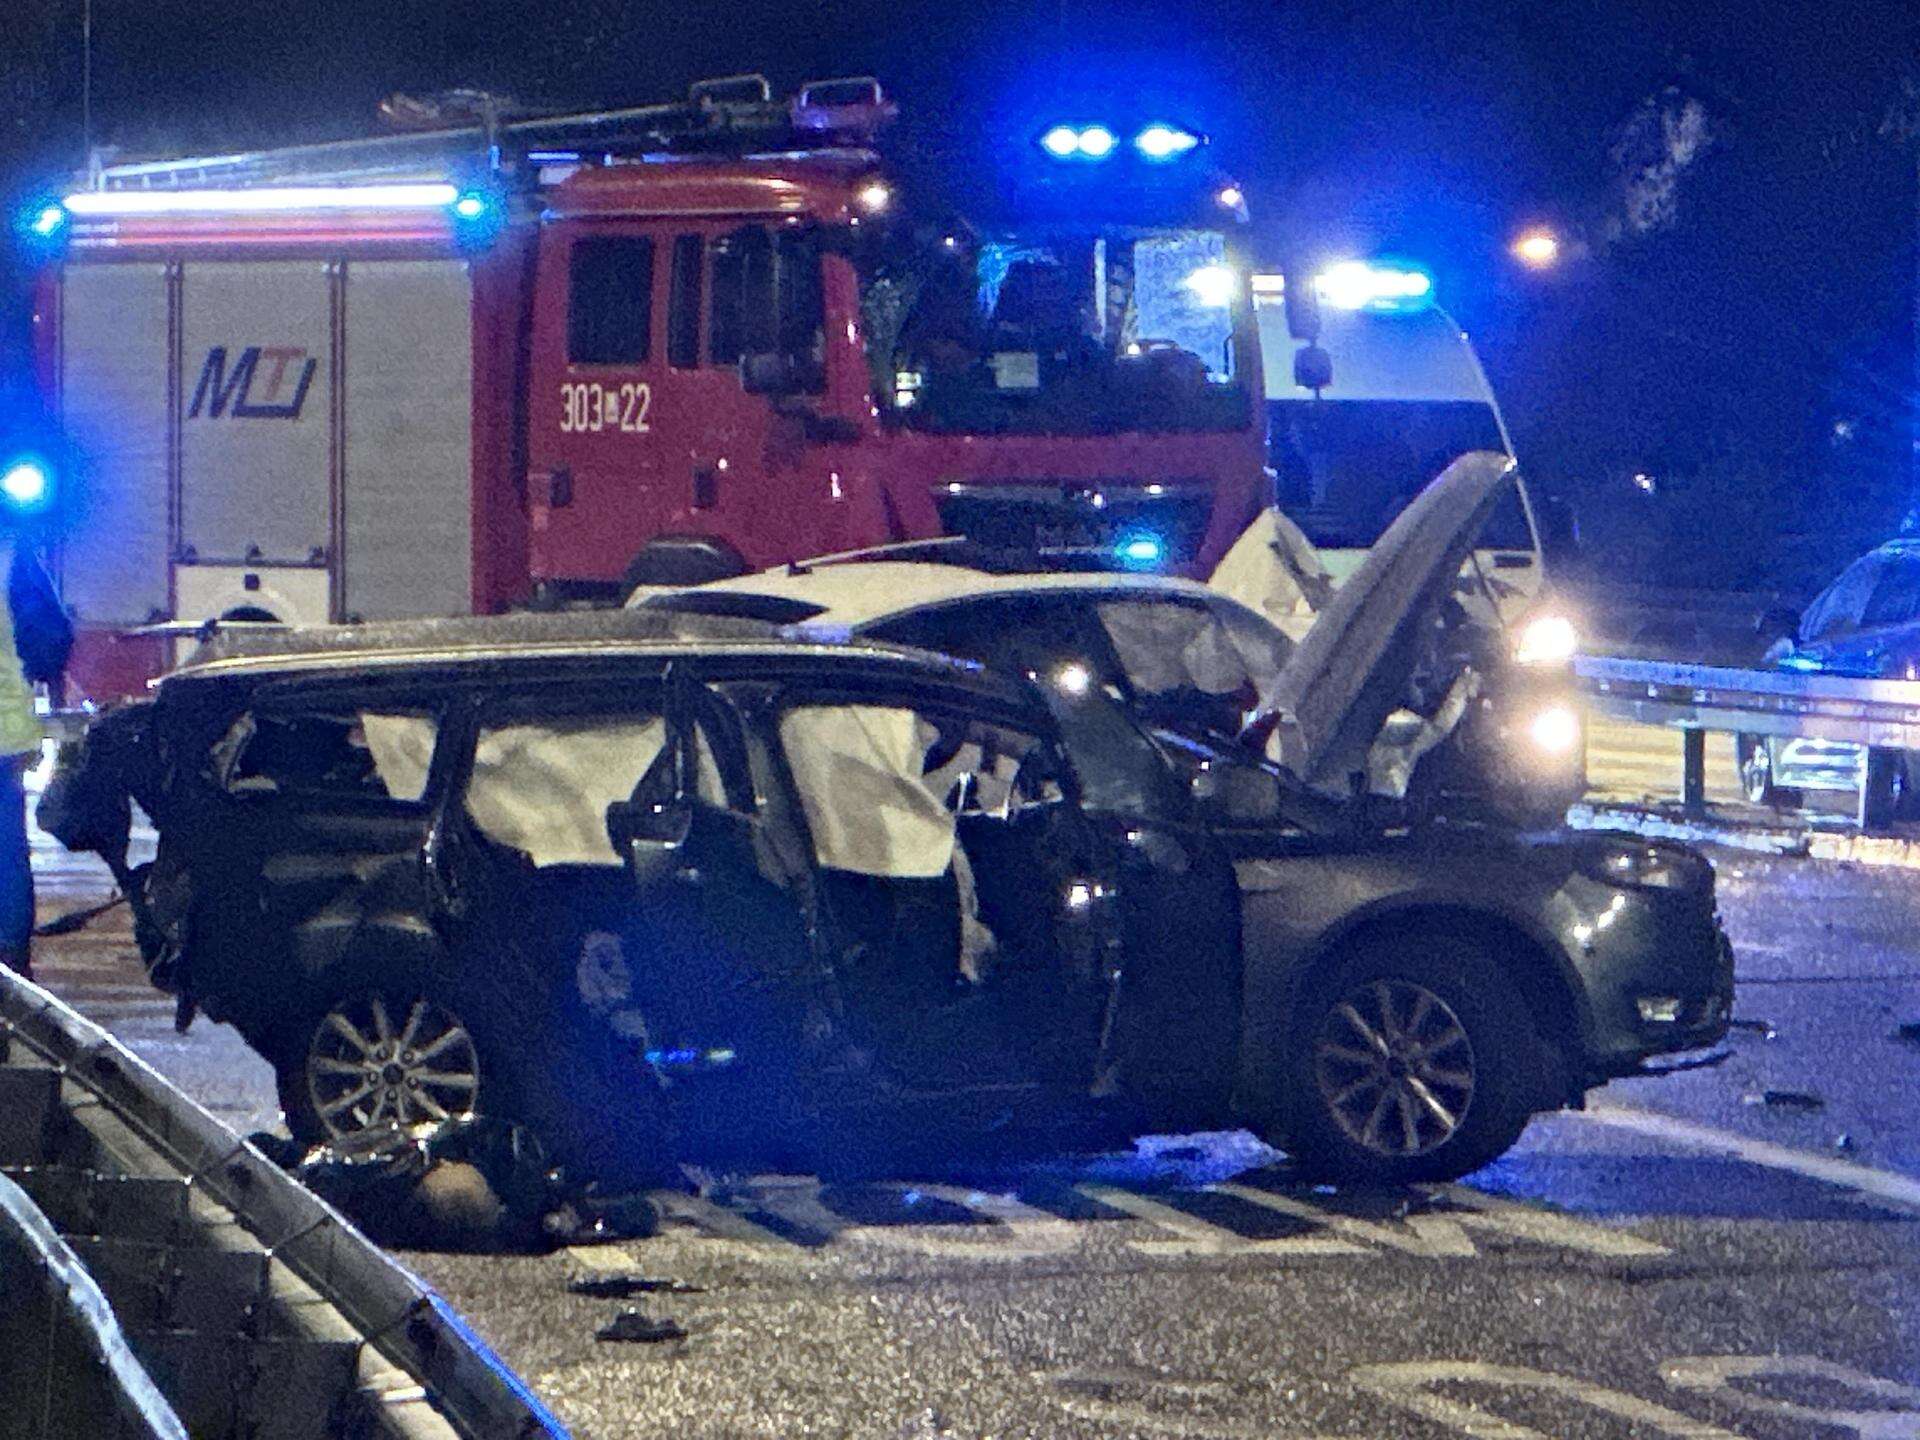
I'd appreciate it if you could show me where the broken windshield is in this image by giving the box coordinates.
[854,226,1250,436]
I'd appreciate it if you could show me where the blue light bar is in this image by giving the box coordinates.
[1115,531,1165,568]
[1312,261,1436,313]
[1134,124,1200,160]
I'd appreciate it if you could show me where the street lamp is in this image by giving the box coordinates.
[1512,228,1561,268]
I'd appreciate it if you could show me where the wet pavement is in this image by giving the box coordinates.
[25,787,1920,1440]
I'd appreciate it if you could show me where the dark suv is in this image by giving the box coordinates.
[53,599,1731,1186]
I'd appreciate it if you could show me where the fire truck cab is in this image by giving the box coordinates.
[20,77,1268,705]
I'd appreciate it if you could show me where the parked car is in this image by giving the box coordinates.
[48,460,1730,1184]
[1739,539,1920,821]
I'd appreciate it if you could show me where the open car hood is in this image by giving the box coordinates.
[1268,450,1516,794]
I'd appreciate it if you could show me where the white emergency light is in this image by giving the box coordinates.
[1183,264,1237,308]
[61,182,463,216]
[1249,264,1437,314]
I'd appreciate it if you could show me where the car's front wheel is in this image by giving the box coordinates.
[1276,938,1541,1182]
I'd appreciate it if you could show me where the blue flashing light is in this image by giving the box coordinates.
[1040,125,1082,158]
[1076,125,1117,158]
[448,187,505,248]
[1134,124,1200,160]
[1040,124,1120,160]
[1315,260,1436,313]
[0,457,53,512]
[1115,531,1165,568]
[15,199,69,252]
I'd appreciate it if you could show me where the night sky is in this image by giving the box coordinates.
[4,0,1917,590]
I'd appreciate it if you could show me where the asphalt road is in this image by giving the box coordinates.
[24,739,1920,1440]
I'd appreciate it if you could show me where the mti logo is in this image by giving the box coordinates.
[186,346,317,421]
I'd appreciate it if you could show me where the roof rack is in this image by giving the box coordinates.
[82,75,896,192]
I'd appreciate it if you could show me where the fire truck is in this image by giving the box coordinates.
[15,76,1265,704]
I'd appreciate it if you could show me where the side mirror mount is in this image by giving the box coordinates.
[1292,344,1332,394]
[739,352,801,396]
[606,798,693,884]
[1282,269,1321,342]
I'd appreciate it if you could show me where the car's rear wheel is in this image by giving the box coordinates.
[276,977,677,1189]
[279,988,482,1145]
[1276,938,1540,1183]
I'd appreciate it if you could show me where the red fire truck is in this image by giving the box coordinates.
[16,77,1265,704]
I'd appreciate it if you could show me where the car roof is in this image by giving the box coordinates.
[164,608,1010,693]
[633,560,1241,630]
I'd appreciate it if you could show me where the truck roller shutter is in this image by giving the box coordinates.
[341,260,475,620]
[60,264,172,626]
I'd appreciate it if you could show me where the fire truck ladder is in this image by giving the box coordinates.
[82,75,893,191]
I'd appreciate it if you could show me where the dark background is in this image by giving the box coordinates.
[4,0,1917,594]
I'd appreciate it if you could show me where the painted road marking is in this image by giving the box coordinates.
[1355,1361,1749,1440]
[1074,1183,1370,1259]
[1578,1102,1920,1213]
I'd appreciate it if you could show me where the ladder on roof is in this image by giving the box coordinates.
[87,75,893,191]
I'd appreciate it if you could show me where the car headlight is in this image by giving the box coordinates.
[1527,704,1581,756]
[1581,841,1710,893]
[1515,613,1578,666]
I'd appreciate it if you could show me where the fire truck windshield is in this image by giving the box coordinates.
[853,226,1249,436]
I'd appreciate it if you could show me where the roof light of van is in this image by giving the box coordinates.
[1250,266,1437,313]
[1134,123,1200,160]
[1317,261,1433,311]
[23,202,68,239]
[61,182,463,217]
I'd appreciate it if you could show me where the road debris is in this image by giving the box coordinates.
[1729,1017,1778,1040]
[1893,1021,1920,1048]
[567,1274,705,1299]
[595,1310,687,1344]
[1742,1088,1825,1112]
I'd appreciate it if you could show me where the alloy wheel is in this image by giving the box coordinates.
[305,995,481,1140]
[1312,979,1476,1158]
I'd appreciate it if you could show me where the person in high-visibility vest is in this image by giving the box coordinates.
[0,453,73,981]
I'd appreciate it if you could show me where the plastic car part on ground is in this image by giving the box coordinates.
[267,1115,661,1252]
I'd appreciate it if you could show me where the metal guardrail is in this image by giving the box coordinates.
[1576,654,1920,827]
[0,968,572,1440]
[0,1169,189,1439]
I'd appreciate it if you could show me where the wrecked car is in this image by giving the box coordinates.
[631,456,1585,826]
[49,459,1730,1184]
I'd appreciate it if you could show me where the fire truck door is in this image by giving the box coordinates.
[527,226,672,594]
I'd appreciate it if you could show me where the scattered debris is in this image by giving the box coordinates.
[595,1309,687,1344]
[1833,1133,1857,1153]
[1729,1017,1778,1041]
[1894,1021,1920,1048]
[567,1274,704,1299]
[1742,1088,1825,1112]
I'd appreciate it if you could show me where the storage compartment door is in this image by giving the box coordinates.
[178,262,333,567]
[59,263,171,626]
[341,259,475,619]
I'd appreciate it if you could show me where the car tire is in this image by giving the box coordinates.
[1274,936,1542,1183]
[1736,734,1796,809]
[276,974,676,1189]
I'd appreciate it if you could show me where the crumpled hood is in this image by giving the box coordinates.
[1268,450,1516,793]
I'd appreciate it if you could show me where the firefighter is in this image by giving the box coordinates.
[0,457,73,980]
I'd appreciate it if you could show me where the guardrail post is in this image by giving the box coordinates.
[1681,728,1706,818]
